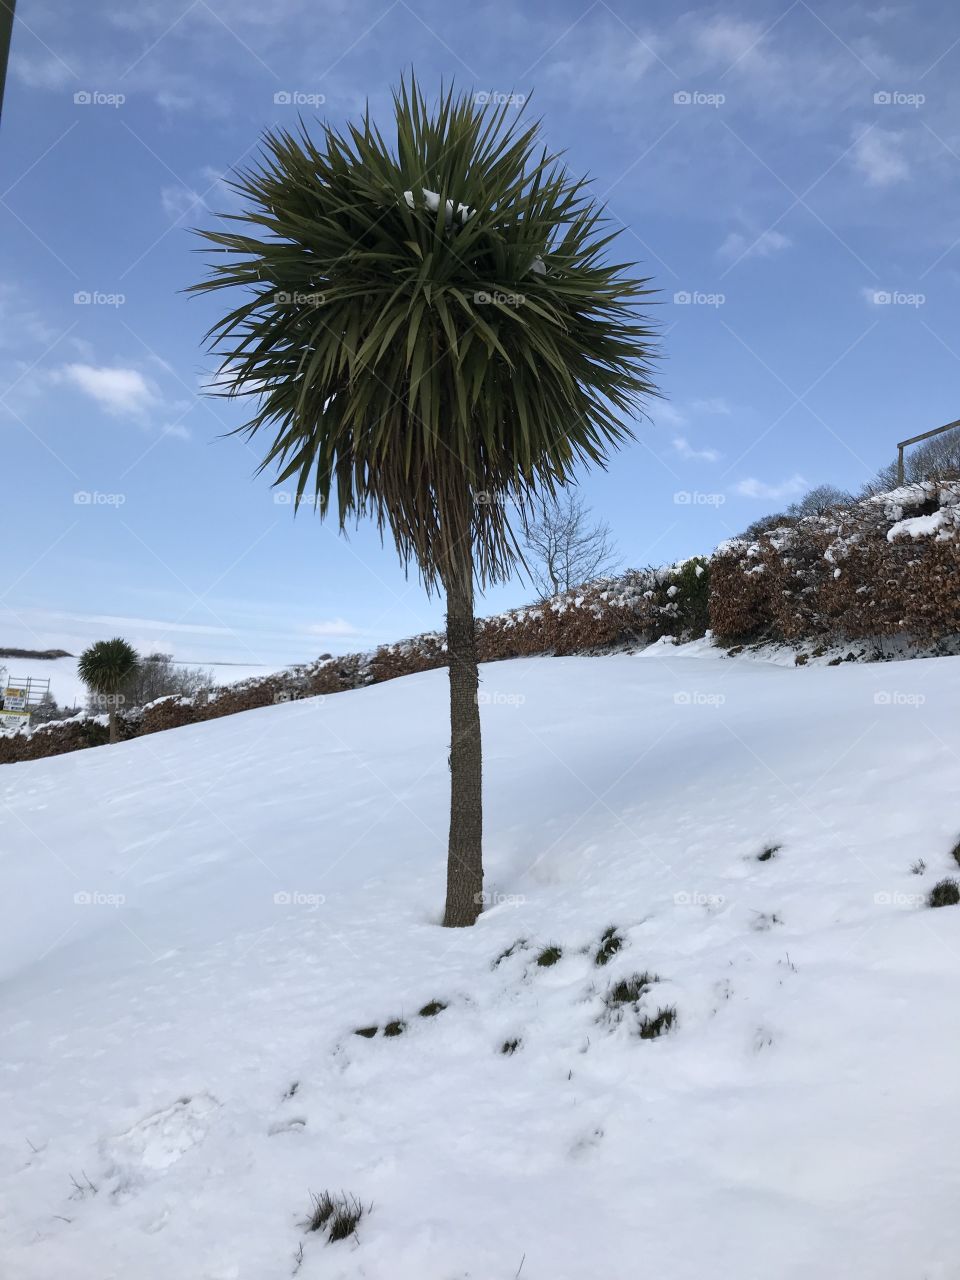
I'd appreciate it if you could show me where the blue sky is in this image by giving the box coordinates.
[1,0,958,670]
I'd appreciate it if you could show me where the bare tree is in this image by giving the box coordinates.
[786,484,853,518]
[522,494,620,598]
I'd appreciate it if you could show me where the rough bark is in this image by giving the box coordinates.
[441,558,483,927]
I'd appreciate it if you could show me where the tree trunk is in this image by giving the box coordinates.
[442,561,483,927]
[108,704,117,744]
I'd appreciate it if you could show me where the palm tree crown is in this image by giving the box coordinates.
[191,76,659,589]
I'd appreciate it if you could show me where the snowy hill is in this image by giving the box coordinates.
[2,648,960,1279]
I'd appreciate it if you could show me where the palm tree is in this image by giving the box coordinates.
[78,638,138,744]
[192,76,659,926]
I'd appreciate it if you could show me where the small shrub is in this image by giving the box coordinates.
[637,1006,677,1039]
[383,1019,405,1037]
[928,879,960,908]
[501,1037,521,1055]
[418,1000,446,1017]
[354,1025,378,1039]
[951,841,960,868]
[594,926,623,967]
[536,944,563,967]
[757,844,781,863]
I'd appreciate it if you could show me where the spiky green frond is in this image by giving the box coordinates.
[192,74,659,589]
[78,638,139,696]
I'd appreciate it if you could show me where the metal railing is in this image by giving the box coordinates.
[896,417,960,485]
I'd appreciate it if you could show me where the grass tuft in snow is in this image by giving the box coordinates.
[536,943,563,967]
[304,1190,366,1242]
[328,1195,366,1242]
[951,840,960,868]
[383,1019,406,1037]
[594,926,623,967]
[928,878,960,908]
[604,972,659,1008]
[354,1025,378,1039]
[637,1006,678,1039]
[910,859,926,875]
[493,939,526,967]
[757,844,782,862]
[418,1000,447,1017]
[501,1037,521,1055]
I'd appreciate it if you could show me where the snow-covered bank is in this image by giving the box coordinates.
[1,650,960,1279]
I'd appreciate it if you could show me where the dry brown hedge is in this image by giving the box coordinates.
[710,480,960,644]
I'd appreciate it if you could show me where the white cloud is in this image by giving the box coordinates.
[652,402,687,429]
[162,422,191,440]
[307,618,360,638]
[734,474,807,500]
[673,436,720,463]
[690,397,732,415]
[56,364,158,417]
[161,185,208,222]
[719,228,792,262]
[852,128,909,187]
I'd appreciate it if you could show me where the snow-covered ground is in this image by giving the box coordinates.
[2,648,960,1279]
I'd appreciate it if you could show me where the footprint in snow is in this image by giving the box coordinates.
[100,1092,220,1197]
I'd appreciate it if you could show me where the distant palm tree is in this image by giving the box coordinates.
[78,638,138,744]
[192,76,659,926]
